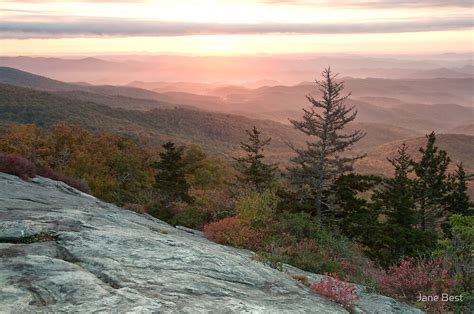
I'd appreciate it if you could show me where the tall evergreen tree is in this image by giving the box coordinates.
[412,132,450,231]
[332,173,381,245]
[446,163,473,216]
[153,141,192,214]
[370,144,433,265]
[234,126,278,191]
[288,67,365,221]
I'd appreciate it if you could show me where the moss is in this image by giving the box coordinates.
[0,232,58,244]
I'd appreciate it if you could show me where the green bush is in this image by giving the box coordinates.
[236,189,279,228]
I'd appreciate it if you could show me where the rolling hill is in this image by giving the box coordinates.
[0,67,167,103]
[448,123,474,136]
[355,133,474,197]
[2,55,471,84]
[0,83,435,163]
[356,133,474,176]
[1,69,472,197]
[0,83,305,162]
[2,67,472,136]
[408,68,472,79]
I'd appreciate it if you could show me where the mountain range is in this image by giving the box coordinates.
[1,55,472,84]
[0,66,472,195]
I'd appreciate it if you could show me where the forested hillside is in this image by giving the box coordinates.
[0,84,306,161]
[0,68,472,313]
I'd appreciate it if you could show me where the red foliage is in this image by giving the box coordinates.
[279,238,321,256]
[375,257,454,311]
[203,216,262,250]
[37,166,91,194]
[0,153,90,193]
[0,153,36,180]
[311,273,359,308]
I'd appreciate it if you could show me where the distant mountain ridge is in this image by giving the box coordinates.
[1,55,472,84]
[0,66,200,111]
[1,68,472,197]
[0,82,425,162]
[408,67,472,79]
[0,67,162,100]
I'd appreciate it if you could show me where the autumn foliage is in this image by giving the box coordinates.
[37,166,90,193]
[0,123,153,204]
[0,121,470,312]
[0,153,90,192]
[0,153,36,179]
[203,217,262,250]
[310,273,359,308]
[375,257,454,311]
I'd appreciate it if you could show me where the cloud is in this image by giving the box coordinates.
[262,0,473,8]
[6,0,145,2]
[6,0,473,7]
[0,17,472,38]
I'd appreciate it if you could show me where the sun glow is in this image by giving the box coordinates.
[0,0,472,56]
[1,30,471,56]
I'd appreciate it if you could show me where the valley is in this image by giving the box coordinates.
[1,65,473,197]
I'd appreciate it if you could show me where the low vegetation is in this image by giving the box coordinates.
[0,68,472,312]
[310,273,359,309]
[0,152,90,193]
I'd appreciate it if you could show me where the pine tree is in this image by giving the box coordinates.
[370,144,429,265]
[412,132,450,231]
[446,163,473,216]
[153,142,192,213]
[234,126,278,191]
[288,67,365,222]
[332,173,381,246]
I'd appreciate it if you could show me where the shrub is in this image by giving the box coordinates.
[273,211,320,239]
[37,166,91,194]
[437,214,473,292]
[236,189,279,228]
[343,254,381,292]
[0,153,36,180]
[435,214,473,312]
[278,239,345,275]
[171,204,212,229]
[311,273,359,308]
[189,188,237,222]
[123,203,148,214]
[203,216,262,250]
[375,256,454,311]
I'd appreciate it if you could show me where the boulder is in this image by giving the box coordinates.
[0,173,422,313]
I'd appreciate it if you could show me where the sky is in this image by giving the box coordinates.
[0,0,472,56]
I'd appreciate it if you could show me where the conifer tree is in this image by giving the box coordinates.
[234,126,278,191]
[371,144,428,265]
[446,163,473,216]
[153,141,192,212]
[288,67,365,221]
[412,132,450,231]
[332,173,381,246]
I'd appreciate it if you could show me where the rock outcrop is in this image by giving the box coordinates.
[0,173,421,313]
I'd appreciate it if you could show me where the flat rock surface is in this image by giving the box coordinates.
[0,173,421,313]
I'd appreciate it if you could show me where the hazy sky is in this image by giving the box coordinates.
[0,0,472,55]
